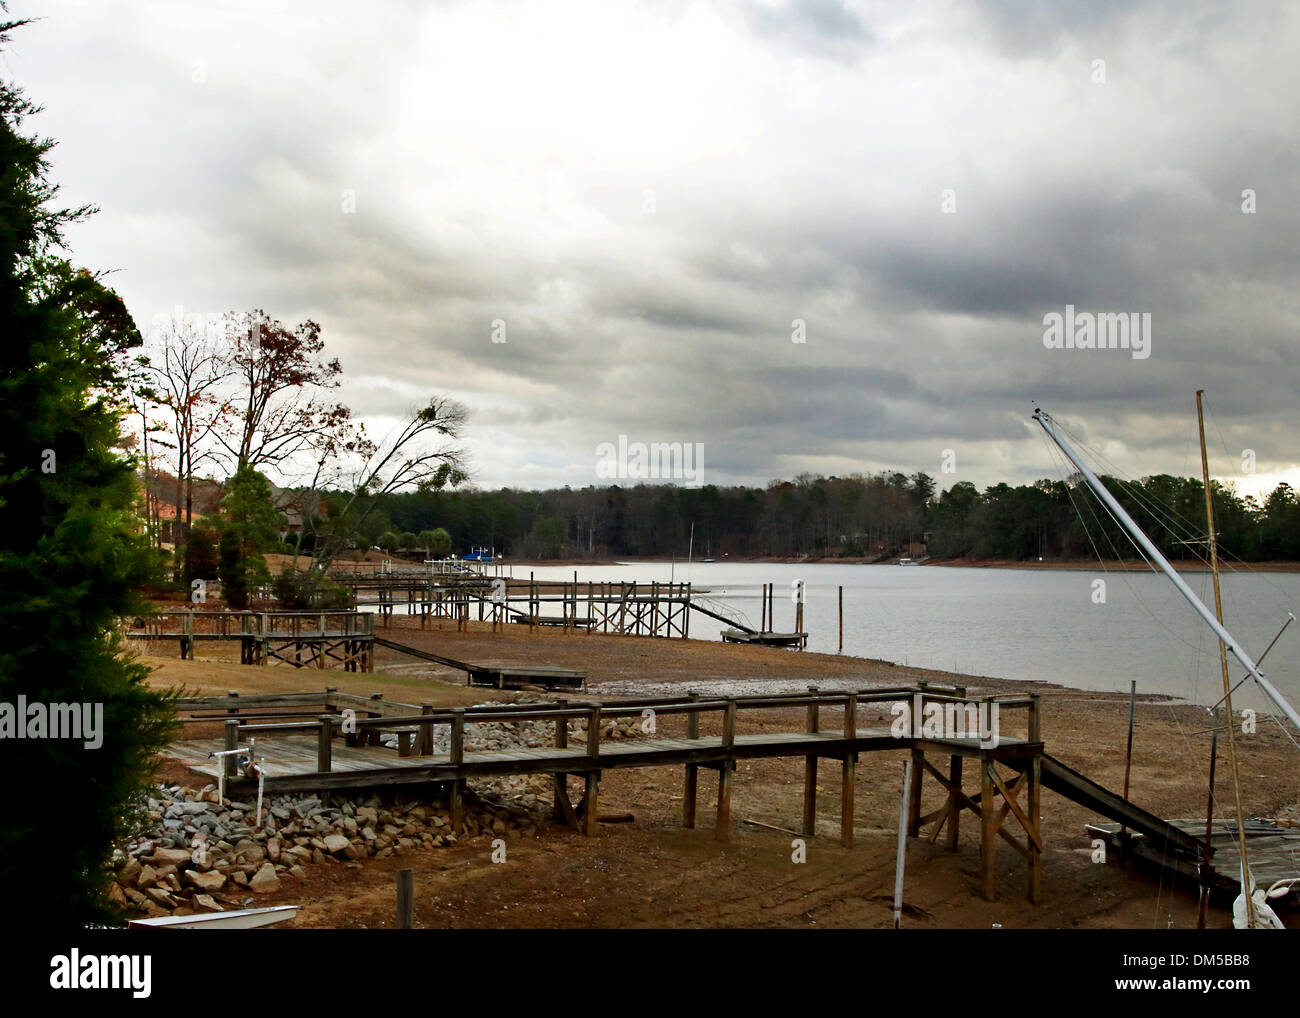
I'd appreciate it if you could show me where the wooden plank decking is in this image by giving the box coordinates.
[164,684,1210,903]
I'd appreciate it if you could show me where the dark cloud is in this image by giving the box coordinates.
[12,0,1299,495]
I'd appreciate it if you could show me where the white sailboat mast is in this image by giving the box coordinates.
[1033,408,1300,731]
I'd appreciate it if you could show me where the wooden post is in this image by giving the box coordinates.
[450,708,465,833]
[223,719,239,780]
[838,586,843,654]
[1027,693,1042,903]
[684,691,700,829]
[802,687,819,836]
[416,702,434,756]
[841,693,856,847]
[907,747,924,837]
[366,692,384,747]
[947,755,963,852]
[553,698,569,822]
[981,759,997,901]
[396,868,414,929]
[794,583,804,649]
[716,699,736,842]
[583,706,601,837]
[316,714,333,774]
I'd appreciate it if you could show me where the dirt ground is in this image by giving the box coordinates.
[141,616,1300,930]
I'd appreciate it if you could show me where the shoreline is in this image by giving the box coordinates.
[498,556,1300,572]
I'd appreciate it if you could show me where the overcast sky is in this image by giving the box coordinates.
[9,0,1300,497]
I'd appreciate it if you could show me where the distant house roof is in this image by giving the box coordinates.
[268,484,329,529]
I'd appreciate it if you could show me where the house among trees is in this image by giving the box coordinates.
[268,484,328,537]
[135,468,224,547]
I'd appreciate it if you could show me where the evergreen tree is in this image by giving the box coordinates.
[0,13,177,926]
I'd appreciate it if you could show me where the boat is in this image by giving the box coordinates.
[898,557,918,566]
[127,905,300,929]
[1034,402,1300,928]
[720,628,808,648]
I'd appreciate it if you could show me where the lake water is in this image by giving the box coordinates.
[493,561,1300,713]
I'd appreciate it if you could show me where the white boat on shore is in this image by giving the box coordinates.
[127,905,299,929]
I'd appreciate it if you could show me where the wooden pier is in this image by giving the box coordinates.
[162,683,1210,902]
[341,573,772,641]
[128,611,375,671]
[372,635,586,690]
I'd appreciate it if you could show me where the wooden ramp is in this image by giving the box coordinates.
[372,636,585,690]
[1004,753,1203,855]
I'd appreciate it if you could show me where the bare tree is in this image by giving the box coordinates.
[281,396,469,601]
[218,309,354,475]
[140,315,232,549]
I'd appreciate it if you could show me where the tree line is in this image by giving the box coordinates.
[333,470,1300,563]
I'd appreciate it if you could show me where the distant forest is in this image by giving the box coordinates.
[323,471,1300,563]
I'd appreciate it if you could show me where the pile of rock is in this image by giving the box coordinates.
[110,784,545,920]
[108,697,645,919]
[377,699,647,754]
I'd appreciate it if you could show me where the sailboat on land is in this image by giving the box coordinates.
[1033,403,1300,928]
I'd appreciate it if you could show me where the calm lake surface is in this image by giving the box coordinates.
[494,561,1300,712]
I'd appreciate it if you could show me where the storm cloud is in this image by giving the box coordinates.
[12,0,1300,495]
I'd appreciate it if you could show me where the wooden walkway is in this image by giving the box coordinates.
[162,683,1212,903]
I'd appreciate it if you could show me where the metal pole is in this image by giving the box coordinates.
[893,758,911,929]
[1120,679,1136,860]
[1034,408,1300,731]
[1197,708,1220,930]
[1196,389,1254,927]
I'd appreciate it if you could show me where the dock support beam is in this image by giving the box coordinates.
[802,688,819,836]
[715,763,732,842]
[907,748,924,837]
[582,773,599,837]
[947,755,962,852]
[841,693,857,847]
[684,692,700,829]
[981,760,997,901]
[717,699,736,842]
[450,708,465,833]
[553,699,569,823]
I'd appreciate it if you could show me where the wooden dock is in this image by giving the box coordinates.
[347,575,760,640]
[372,635,585,690]
[720,629,808,648]
[1087,818,1300,902]
[128,611,375,671]
[164,683,1219,902]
